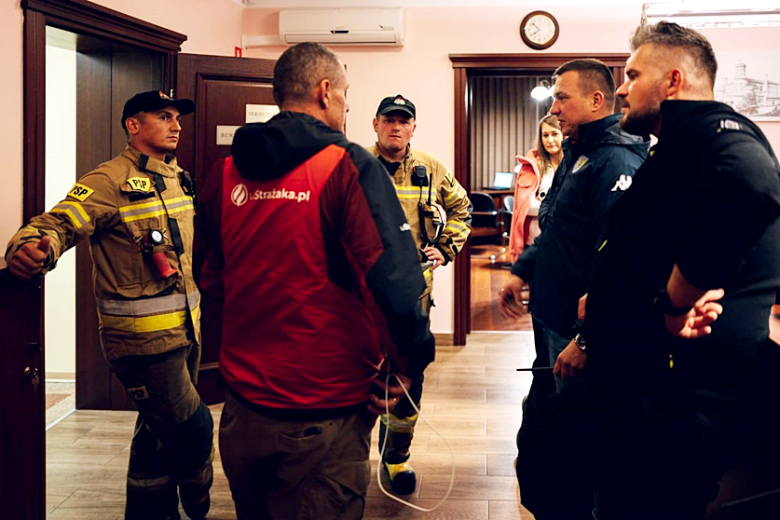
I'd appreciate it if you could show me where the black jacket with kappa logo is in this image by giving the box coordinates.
[513,114,649,337]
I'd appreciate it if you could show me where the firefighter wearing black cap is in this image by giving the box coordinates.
[5,91,213,520]
[368,94,472,494]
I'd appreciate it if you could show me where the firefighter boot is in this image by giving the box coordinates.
[379,412,419,495]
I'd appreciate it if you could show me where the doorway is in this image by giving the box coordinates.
[449,53,628,344]
[467,72,553,332]
[44,26,168,422]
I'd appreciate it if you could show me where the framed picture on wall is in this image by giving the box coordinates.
[715,52,780,121]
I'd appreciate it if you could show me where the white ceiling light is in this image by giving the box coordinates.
[531,81,553,101]
[643,2,780,28]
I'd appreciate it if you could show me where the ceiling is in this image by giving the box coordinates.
[242,0,653,7]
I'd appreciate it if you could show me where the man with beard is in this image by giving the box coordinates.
[556,22,780,519]
[501,59,648,520]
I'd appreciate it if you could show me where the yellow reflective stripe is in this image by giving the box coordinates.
[444,187,464,205]
[168,202,194,214]
[119,199,164,213]
[394,186,421,194]
[119,196,192,214]
[445,220,469,233]
[60,201,90,223]
[51,206,85,229]
[99,310,188,333]
[97,294,187,316]
[445,224,470,238]
[122,209,168,223]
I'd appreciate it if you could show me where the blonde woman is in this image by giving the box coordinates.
[508,115,564,263]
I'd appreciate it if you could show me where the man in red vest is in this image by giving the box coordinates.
[196,42,435,519]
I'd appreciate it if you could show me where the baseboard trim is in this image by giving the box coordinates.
[433,332,455,347]
[46,372,76,381]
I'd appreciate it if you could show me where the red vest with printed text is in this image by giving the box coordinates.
[218,149,384,410]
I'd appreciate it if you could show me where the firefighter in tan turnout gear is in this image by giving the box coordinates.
[368,94,473,494]
[6,91,213,520]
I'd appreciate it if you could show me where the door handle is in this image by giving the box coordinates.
[24,366,41,391]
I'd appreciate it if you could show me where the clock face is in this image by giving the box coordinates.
[521,11,559,50]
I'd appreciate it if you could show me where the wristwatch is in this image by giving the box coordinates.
[574,333,587,353]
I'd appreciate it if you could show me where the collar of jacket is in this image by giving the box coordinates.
[575,113,622,147]
[565,113,649,157]
[373,142,412,166]
[122,145,179,178]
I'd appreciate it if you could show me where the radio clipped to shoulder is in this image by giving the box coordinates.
[412,165,428,187]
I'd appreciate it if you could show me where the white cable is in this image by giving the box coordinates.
[376,371,455,511]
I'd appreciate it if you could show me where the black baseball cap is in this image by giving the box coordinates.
[121,90,195,128]
[376,94,416,119]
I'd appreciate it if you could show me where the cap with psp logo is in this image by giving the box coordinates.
[376,94,416,119]
[121,90,195,129]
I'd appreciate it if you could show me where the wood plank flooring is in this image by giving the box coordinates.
[46,332,535,519]
[470,245,532,332]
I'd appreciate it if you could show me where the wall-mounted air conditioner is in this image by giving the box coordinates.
[278,7,404,46]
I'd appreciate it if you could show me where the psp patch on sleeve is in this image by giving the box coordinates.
[445,169,455,188]
[67,183,95,202]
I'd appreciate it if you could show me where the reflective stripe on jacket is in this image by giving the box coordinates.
[5,146,200,360]
[368,144,472,297]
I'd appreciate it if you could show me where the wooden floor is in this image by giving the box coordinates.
[46,332,536,519]
[471,244,532,332]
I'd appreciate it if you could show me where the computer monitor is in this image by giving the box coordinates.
[492,171,515,190]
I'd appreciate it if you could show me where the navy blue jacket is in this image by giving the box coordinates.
[512,113,649,337]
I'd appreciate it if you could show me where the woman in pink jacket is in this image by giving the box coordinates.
[508,115,563,263]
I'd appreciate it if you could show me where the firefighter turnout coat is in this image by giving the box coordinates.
[5,146,200,361]
[368,144,472,298]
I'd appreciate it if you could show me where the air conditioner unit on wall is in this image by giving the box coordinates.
[279,7,404,46]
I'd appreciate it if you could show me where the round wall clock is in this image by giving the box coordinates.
[520,11,559,50]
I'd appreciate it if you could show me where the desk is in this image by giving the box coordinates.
[481,189,513,210]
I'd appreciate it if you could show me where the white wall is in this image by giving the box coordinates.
[0,2,23,270]
[44,43,77,378]
[242,7,780,334]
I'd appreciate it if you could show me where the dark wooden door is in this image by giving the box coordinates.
[0,270,44,520]
[73,39,167,412]
[176,54,276,404]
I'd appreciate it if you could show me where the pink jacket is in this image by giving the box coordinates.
[508,151,541,264]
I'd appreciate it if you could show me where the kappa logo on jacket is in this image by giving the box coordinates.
[610,175,633,192]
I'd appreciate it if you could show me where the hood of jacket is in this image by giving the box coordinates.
[231,111,346,181]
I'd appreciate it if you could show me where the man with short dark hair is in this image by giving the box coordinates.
[368,94,472,495]
[500,59,648,519]
[574,22,780,519]
[196,42,435,519]
[6,91,213,520]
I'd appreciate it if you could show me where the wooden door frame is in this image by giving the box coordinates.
[22,0,187,410]
[22,0,185,219]
[449,53,629,345]
[16,1,186,515]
